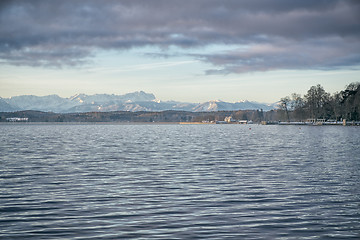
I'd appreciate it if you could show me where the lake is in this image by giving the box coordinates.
[1,124,359,239]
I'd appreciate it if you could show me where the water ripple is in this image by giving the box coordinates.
[1,124,359,239]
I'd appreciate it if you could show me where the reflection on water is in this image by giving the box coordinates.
[1,124,359,239]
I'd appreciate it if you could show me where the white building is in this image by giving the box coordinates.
[6,117,29,122]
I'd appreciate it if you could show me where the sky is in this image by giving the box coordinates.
[1,0,359,103]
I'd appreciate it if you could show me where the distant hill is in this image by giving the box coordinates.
[192,100,276,112]
[1,91,276,113]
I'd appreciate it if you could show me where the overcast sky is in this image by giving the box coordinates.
[1,0,359,102]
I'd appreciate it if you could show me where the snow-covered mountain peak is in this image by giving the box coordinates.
[69,93,87,103]
[236,100,249,103]
[209,99,224,103]
[69,93,85,100]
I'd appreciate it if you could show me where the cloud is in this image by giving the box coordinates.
[87,60,199,73]
[0,0,359,72]
[194,37,360,74]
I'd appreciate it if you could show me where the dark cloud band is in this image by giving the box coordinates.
[0,0,359,72]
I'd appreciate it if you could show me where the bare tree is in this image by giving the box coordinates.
[290,93,305,120]
[280,96,291,122]
[304,84,330,119]
[341,82,360,121]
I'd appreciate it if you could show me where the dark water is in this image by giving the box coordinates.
[1,124,359,239]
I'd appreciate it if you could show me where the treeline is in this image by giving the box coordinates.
[279,82,360,122]
[0,110,266,123]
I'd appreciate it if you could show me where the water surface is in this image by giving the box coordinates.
[1,124,359,239]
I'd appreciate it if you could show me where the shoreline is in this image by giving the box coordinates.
[1,121,359,126]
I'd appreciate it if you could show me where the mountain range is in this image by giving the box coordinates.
[0,91,277,113]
